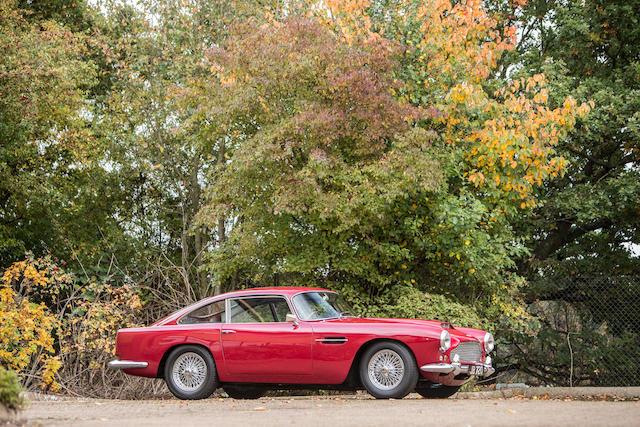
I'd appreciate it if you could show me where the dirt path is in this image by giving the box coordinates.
[19,394,640,427]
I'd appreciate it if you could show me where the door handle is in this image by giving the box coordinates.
[221,329,237,334]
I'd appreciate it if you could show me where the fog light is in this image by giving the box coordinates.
[485,356,492,366]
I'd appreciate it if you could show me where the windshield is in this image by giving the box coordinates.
[292,292,357,321]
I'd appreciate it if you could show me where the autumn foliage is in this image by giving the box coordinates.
[195,0,591,320]
[1,255,143,395]
[198,17,442,293]
[1,261,60,391]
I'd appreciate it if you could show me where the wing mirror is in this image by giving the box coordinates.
[285,313,299,326]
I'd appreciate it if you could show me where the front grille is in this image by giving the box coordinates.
[451,341,482,362]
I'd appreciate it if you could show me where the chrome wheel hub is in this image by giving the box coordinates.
[172,352,207,392]
[367,349,405,390]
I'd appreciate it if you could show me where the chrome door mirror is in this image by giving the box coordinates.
[285,313,298,326]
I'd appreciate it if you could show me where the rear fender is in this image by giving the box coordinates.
[115,326,223,378]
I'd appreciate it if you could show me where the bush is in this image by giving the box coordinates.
[1,254,151,398]
[57,281,146,397]
[0,263,60,391]
[342,284,488,329]
[0,368,24,410]
[381,286,488,329]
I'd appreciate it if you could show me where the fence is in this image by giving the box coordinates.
[496,275,640,387]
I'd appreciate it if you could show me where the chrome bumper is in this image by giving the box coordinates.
[420,362,495,378]
[108,359,148,370]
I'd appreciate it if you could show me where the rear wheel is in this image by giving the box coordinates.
[359,341,418,399]
[415,382,460,399]
[223,385,266,399]
[164,345,218,400]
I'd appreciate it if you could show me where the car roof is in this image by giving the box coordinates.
[217,286,332,298]
[151,287,334,326]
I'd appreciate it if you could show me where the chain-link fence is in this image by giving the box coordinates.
[497,276,640,387]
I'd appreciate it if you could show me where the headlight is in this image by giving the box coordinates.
[440,330,451,352]
[484,332,495,353]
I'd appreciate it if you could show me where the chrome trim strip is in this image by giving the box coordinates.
[176,293,296,325]
[420,362,495,378]
[226,295,296,324]
[108,360,148,370]
[315,337,348,343]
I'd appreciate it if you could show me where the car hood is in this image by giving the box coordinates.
[322,317,480,340]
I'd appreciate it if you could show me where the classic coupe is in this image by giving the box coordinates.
[109,287,495,400]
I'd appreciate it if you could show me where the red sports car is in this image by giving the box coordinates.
[109,287,495,400]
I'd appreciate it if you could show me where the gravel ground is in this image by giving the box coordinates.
[16,394,640,427]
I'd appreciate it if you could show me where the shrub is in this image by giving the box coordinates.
[380,286,488,329]
[0,368,24,410]
[341,284,488,329]
[1,254,148,397]
[0,265,60,391]
[57,281,145,396]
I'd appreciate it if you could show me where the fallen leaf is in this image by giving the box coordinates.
[254,407,267,411]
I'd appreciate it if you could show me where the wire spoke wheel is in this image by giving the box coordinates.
[367,349,405,390]
[172,352,207,392]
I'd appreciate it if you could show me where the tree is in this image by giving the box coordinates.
[482,0,640,386]
[197,3,589,321]
[0,0,104,266]
[93,0,270,299]
[492,0,640,277]
[199,17,439,297]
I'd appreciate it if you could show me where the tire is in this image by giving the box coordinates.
[359,341,419,399]
[415,382,460,399]
[223,385,266,399]
[164,345,218,400]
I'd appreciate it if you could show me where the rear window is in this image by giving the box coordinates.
[178,300,225,324]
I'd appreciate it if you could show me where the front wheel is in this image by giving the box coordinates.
[415,382,460,399]
[359,341,419,399]
[223,385,266,399]
[164,345,218,400]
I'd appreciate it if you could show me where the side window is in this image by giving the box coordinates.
[229,297,291,323]
[179,300,225,324]
[273,299,291,322]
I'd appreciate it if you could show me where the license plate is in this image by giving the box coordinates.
[468,365,484,375]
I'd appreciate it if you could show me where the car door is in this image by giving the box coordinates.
[220,295,313,380]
